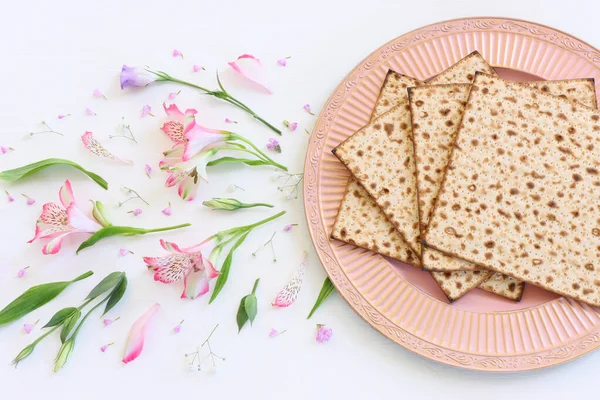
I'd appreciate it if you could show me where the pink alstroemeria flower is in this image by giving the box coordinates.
[28,180,103,255]
[143,239,219,299]
[228,54,272,94]
[122,303,160,364]
[160,103,198,144]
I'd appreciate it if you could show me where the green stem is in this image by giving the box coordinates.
[142,223,192,234]
[241,203,274,209]
[226,95,281,135]
[163,76,211,93]
[251,278,260,295]
[71,294,110,339]
[232,135,287,171]
[218,211,286,238]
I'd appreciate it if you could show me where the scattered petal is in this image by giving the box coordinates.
[266,138,281,153]
[58,114,70,119]
[228,54,272,94]
[129,208,143,216]
[23,320,38,334]
[103,317,119,327]
[168,90,181,100]
[1,146,14,154]
[17,266,29,278]
[119,248,133,257]
[93,88,107,99]
[277,59,287,67]
[144,164,152,178]
[304,104,315,115]
[22,194,35,206]
[100,342,114,352]
[5,190,14,203]
[283,224,297,232]
[192,64,204,72]
[316,325,332,343]
[272,251,307,307]
[141,104,154,118]
[120,65,158,89]
[122,303,160,364]
[81,131,133,164]
[173,320,184,333]
[84,108,96,116]
[224,118,237,124]
[269,328,286,337]
[282,120,297,131]
[173,49,183,58]
[162,203,172,216]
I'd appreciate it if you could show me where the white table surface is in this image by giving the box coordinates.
[1,0,600,398]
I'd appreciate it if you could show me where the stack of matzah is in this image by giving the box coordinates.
[330,50,600,305]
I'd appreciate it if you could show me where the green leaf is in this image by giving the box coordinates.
[244,294,257,325]
[0,271,93,326]
[43,307,78,328]
[207,157,268,168]
[209,232,250,304]
[236,295,249,332]
[104,274,127,315]
[85,271,124,300]
[76,226,144,254]
[307,277,335,319]
[60,309,81,343]
[0,158,108,189]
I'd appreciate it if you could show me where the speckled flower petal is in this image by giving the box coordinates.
[81,131,133,164]
[272,251,307,307]
[144,253,201,284]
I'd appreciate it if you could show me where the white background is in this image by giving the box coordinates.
[1,0,600,398]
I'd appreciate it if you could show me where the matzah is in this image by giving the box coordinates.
[478,274,524,301]
[424,73,600,307]
[410,79,597,300]
[431,270,493,302]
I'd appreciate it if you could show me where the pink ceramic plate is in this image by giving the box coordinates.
[304,17,600,372]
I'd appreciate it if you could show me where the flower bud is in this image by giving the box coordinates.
[92,201,112,227]
[54,339,75,372]
[11,343,36,367]
[202,198,243,211]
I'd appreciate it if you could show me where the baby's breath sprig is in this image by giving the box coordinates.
[185,324,225,372]
[274,172,304,199]
[109,117,137,143]
[252,231,277,262]
[29,121,64,137]
[118,186,149,207]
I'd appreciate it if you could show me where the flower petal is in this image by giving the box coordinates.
[177,174,199,202]
[159,239,185,253]
[122,303,160,364]
[82,131,133,164]
[59,180,76,208]
[42,231,75,255]
[66,203,102,233]
[272,251,307,307]
[181,269,210,299]
[228,54,272,94]
[145,253,200,284]
[163,103,196,122]
[203,256,219,279]
[120,65,157,90]
[182,123,228,162]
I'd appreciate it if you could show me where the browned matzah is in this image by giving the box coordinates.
[424,73,600,307]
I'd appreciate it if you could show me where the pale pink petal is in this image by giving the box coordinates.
[66,203,102,233]
[141,105,153,118]
[59,180,76,208]
[82,131,133,164]
[144,253,200,283]
[167,91,180,100]
[84,108,96,116]
[203,256,219,279]
[177,175,199,201]
[277,59,287,67]
[172,49,183,58]
[42,231,75,255]
[163,103,196,122]
[159,239,185,253]
[181,269,210,299]
[162,205,172,216]
[160,145,186,168]
[144,164,152,178]
[119,248,131,257]
[272,251,307,307]
[164,170,187,187]
[122,303,160,364]
[228,54,272,94]
[93,89,106,99]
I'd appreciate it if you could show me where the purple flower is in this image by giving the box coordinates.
[22,194,35,205]
[277,59,287,67]
[168,91,180,100]
[283,224,297,232]
[266,138,281,153]
[141,105,154,117]
[173,320,184,333]
[304,104,315,115]
[120,65,158,90]
[119,248,132,257]
[290,122,298,131]
[23,321,38,334]
[144,164,152,178]
[316,325,332,343]
[192,64,204,72]
[162,203,172,216]
[84,107,96,116]
[5,190,14,202]
[1,146,13,154]
[103,317,119,327]
[173,49,183,58]
[130,208,143,216]
[17,266,29,278]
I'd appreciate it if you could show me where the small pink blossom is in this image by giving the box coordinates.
[144,164,152,178]
[103,317,119,327]
[316,325,332,343]
[84,108,96,116]
[162,203,172,216]
[23,320,38,334]
[224,118,237,124]
[22,194,35,205]
[93,89,107,99]
[283,120,297,131]
[168,90,181,100]
[266,138,281,153]
[269,328,286,337]
[173,320,184,333]
[100,342,114,352]
[119,248,132,257]
[277,59,287,67]
[5,190,14,202]
[304,104,315,115]
[141,105,154,118]
[17,266,29,278]
[1,146,13,154]
[283,224,297,232]
[192,64,204,72]
[129,208,143,216]
[58,114,70,119]
[173,49,183,58]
